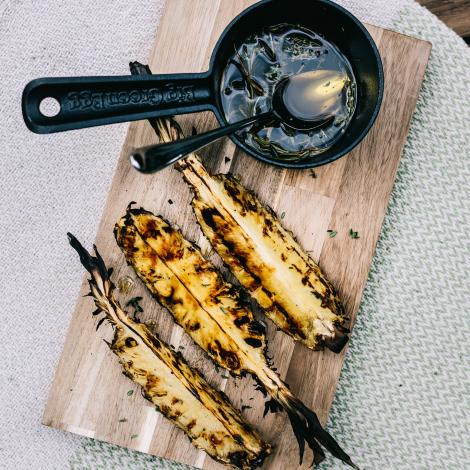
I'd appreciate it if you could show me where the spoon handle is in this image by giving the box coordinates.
[130,113,269,173]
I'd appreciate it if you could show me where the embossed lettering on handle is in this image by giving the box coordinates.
[22,73,213,134]
[64,85,196,112]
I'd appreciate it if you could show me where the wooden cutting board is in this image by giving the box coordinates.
[43,1,431,468]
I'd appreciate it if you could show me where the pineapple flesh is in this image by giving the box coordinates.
[68,233,270,470]
[114,208,357,469]
[179,154,350,353]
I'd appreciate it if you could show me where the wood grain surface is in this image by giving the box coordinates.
[417,0,470,40]
[42,1,431,468]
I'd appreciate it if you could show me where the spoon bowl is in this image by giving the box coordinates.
[271,72,344,131]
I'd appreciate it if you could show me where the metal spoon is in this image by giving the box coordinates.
[130,69,347,173]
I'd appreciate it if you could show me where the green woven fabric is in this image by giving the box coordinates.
[321,4,470,468]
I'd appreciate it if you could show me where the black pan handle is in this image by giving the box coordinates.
[22,73,213,134]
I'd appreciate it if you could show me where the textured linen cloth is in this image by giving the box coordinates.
[0,1,468,469]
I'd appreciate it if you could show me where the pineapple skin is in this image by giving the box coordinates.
[68,233,270,470]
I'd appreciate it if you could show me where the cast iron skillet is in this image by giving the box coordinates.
[22,0,384,169]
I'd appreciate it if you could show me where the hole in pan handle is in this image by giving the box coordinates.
[21,73,214,134]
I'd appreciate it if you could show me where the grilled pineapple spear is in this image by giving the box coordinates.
[114,207,358,469]
[67,233,270,470]
[179,154,350,352]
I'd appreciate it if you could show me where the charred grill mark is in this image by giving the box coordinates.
[220,349,241,370]
[211,230,263,289]
[138,217,161,238]
[311,289,323,300]
[321,295,335,311]
[272,303,306,339]
[315,270,332,291]
[229,451,249,467]
[145,373,161,389]
[226,177,258,213]
[244,337,263,348]
[245,199,257,213]
[225,285,239,297]
[125,337,138,348]
[335,299,347,319]
[201,207,221,233]
[187,419,196,431]
[224,179,240,198]
[115,224,137,254]
[158,244,183,262]
[300,266,346,318]
[162,285,174,299]
[137,220,185,262]
[274,226,287,243]
[218,408,229,422]
[223,180,246,215]
[291,264,302,274]
[210,434,223,446]
[234,316,250,327]
[189,322,200,331]
[263,218,273,236]
[280,253,287,262]
[127,206,152,217]
[261,288,272,299]
[189,388,201,401]
[248,320,266,336]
